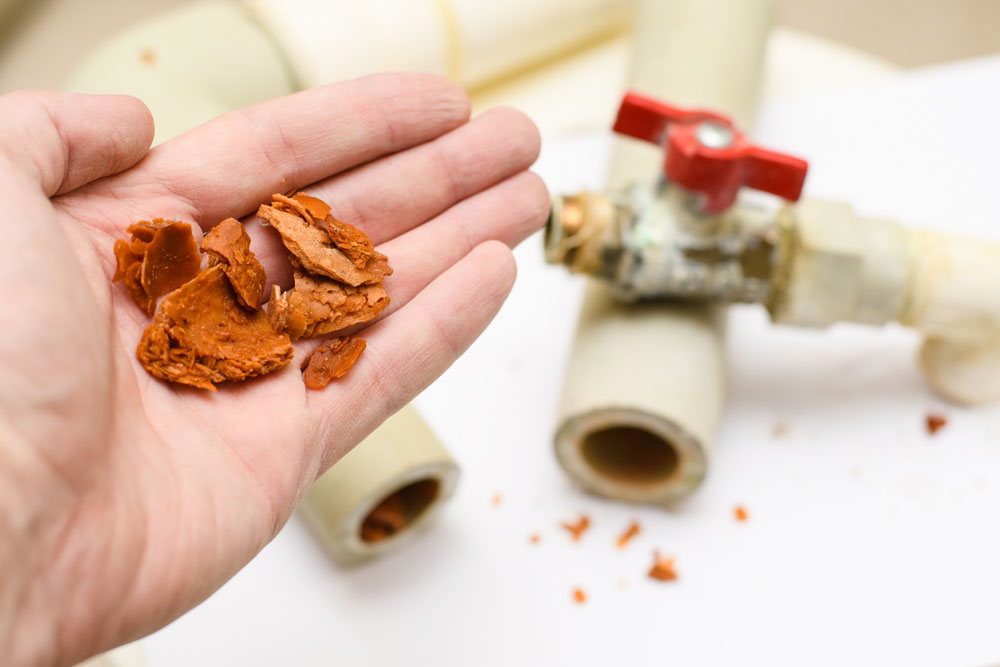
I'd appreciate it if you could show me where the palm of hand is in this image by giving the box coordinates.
[0,74,546,665]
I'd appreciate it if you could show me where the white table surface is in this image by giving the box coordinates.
[143,54,1000,667]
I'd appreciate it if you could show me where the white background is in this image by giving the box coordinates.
[145,56,1000,666]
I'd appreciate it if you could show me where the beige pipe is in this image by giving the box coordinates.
[554,0,772,505]
[769,200,1000,405]
[68,0,634,142]
[0,0,21,24]
[66,1,297,145]
[244,0,632,92]
[298,405,460,565]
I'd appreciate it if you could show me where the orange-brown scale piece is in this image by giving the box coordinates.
[257,196,391,286]
[113,220,201,316]
[648,552,678,582]
[136,266,293,390]
[291,192,331,222]
[561,515,591,542]
[616,521,641,549]
[734,505,749,521]
[572,588,587,604]
[269,263,389,341]
[302,336,366,390]
[323,215,374,270]
[926,413,948,435]
[288,192,372,268]
[272,192,316,226]
[201,217,267,310]
[113,239,145,306]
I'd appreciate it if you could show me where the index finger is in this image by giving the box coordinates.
[106,72,470,227]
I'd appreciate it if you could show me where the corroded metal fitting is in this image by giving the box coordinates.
[546,184,783,303]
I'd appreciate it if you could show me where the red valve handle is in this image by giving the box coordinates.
[612,92,809,213]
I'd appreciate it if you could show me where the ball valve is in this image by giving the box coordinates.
[548,90,1000,406]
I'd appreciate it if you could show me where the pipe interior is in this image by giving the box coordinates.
[579,426,680,484]
[359,478,440,544]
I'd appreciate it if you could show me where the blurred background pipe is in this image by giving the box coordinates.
[246,0,632,93]
[67,0,634,144]
[66,1,296,143]
[0,0,21,24]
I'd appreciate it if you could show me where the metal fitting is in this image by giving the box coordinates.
[546,182,782,303]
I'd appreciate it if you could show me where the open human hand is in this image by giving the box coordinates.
[0,73,546,666]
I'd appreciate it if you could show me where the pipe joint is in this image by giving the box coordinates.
[546,182,781,303]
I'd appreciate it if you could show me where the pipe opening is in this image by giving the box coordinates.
[359,478,440,544]
[579,426,680,484]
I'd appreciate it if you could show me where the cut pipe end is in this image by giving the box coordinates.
[358,478,441,544]
[300,460,460,566]
[554,408,708,505]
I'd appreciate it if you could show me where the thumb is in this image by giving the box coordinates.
[0,90,154,197]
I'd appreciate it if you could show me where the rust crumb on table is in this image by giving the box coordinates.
[926,413,948,435]
[648,552,678,582]
[734,505,749,521]
[572,588,587,604]
[561,515,590,542]
[616,520,641,549]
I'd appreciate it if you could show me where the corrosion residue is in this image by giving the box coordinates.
[136,266,293,390]
[734,505,749,522]
[926,413,948,435]
[269,264,389,341]
[291,192,332,221]
[116,192,386,393]
[561,515,590,542]
[302,336,366,389]
[201,217,267,310]
[616,521,641,549]
[113,220,201,315]
[324,215,375,269]
[572,588,587,604]
[648,552,678,582]
[529,533,540,544]
[258,196,391,286]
